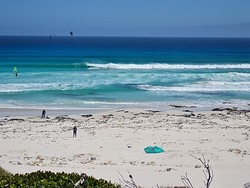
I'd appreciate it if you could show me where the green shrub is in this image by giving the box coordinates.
[0,170,120,188]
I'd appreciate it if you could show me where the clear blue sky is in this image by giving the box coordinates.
[1,0,250,37]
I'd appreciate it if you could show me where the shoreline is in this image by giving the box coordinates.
[0,107,108,117]
[1,103,249,117]
[1,108,250,187]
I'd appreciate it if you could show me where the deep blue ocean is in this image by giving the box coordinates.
[0,36,250,111]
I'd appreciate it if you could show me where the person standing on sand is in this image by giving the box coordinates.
[73,126,77,137]
[41,109,46,118]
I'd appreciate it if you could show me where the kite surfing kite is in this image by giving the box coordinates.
[144,146,164,154]
[50,33,55,40]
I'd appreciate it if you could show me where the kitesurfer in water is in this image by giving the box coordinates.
[13,67,18,77]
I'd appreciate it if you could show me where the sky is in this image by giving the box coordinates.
[0,0,250,37]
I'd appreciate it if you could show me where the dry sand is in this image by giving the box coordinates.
[0,108,250,187]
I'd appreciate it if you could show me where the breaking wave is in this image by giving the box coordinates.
[87,63,250,70]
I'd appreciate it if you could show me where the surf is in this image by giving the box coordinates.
[87,63,250,70]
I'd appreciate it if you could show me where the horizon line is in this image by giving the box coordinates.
[0,34,250,39]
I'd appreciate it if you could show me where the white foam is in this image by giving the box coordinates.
[137,83,250,92]
[87,63,250,70]
[0,83,87,93]
[82,101,139,105]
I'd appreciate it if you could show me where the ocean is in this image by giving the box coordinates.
[0,36,250,111]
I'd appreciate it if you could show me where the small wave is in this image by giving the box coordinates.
[137,84,250,92]
[34,62,89,69]
[87,63,250,70]
[81,101,139,105]
[3,62,89,69]
[205,81,250,86]
[0,83,86,93]
[232,72,250,77]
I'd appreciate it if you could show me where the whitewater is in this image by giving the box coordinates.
[0,36,249,111]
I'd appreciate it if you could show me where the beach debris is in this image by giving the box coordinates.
[60,173,86,187]
[228,148,241,155]
[90,157,96,161]
[74,173,87,187]
[129,161,138,165]
[54,116,78,122]
[166,168,175,171]
[181,155,213,188]
[212,107,250,116]
[212,107,237,111]
[7,118,25,122]
[117,171,139,188]
[81,114,93,118]
[183,110,193,112]
[144,146,164,154]
[146,110,161,113]
[183,113,196,118]
[195,165,202,168]
[103,114,114,118]
[243,182,250,188]
[146,161,156,166]
[127,144,132,148]
[170,105,197,108]
[160,167,177,172]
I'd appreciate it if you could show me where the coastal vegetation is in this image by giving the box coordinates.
[0,169,119,188]
[0,169,186,188]
[0,155,212,188]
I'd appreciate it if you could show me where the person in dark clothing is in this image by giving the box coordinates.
[41,109,46,118]
[73,126,77,137]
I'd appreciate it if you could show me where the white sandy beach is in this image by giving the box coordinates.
[0,108,250,187]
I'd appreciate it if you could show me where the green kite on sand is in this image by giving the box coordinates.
[144,146,164,154]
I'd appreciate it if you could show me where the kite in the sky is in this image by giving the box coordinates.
[50,33,55,40]
[70,31,73,36]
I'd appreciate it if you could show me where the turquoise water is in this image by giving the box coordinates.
[0,36,250,111]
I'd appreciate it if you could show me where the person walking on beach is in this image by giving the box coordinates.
[41,109,46,118]
[73,126,77,137]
